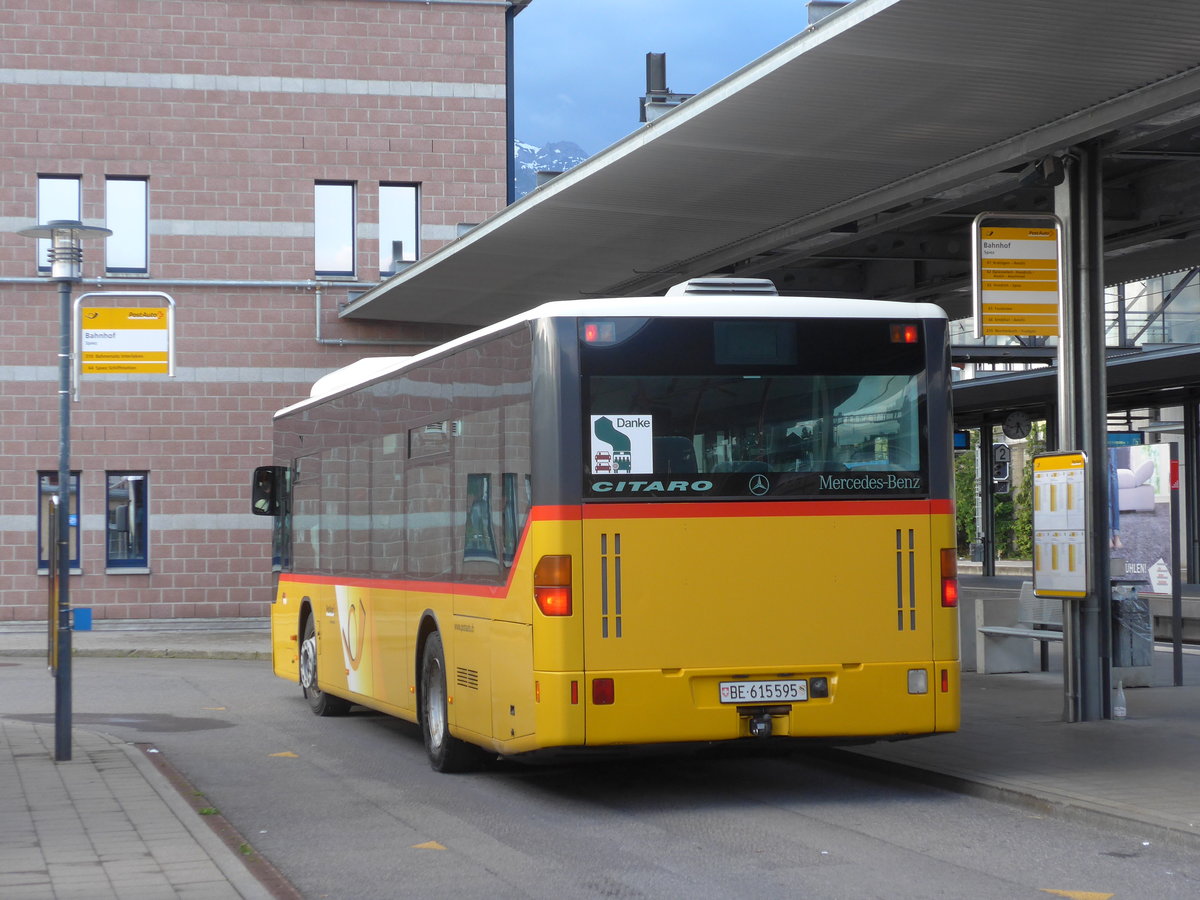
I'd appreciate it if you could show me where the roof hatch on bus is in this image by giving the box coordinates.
[665,277,779,296]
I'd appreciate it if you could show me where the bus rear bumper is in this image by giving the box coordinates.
[550,661,960,748]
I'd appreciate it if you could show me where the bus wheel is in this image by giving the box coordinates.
[299,615,350,717]
[419,632,484,772]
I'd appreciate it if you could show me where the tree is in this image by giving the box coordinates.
[993,495,1016,558]
[1012,427,1045,559]
[954,434,977,555]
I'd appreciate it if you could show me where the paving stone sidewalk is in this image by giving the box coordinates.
[0,716,272,899]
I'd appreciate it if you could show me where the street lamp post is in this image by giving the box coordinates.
[17,219,111,762]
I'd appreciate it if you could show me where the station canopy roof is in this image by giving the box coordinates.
[343,0,1200,329]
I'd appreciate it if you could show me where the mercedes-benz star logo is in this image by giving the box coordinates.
[749,474,770,496]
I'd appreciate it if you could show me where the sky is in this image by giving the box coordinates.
[514,0,815,155]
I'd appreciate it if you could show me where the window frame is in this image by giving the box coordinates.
[105,472,150,571]
[35,175,82,273]
[104,177,149,274]
[378,182,420,277]
[37,471,81,574]
[314,181,356,277]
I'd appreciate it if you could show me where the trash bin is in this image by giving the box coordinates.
[1111,583,1151,668]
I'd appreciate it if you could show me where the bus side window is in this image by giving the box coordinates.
[251,465,286,516]
[463,473,498,564]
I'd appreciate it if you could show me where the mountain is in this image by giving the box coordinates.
[513,140,590,198]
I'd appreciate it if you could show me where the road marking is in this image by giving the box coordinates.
[412,841,446,850]
[1040,891,1114,899]
[269,751,299,758]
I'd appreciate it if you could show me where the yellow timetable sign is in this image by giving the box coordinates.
[80,307,169,374]
[974,220,1062,337]
[1032,451,1088,598]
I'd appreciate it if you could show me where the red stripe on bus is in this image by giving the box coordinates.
[529,505,582,521]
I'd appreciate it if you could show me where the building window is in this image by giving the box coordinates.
[105,178,148,274]
[106,473,149,569]
[36,175,81,272]
[379,183,419,276]
[315,182,355,276]
[37,472,80,572]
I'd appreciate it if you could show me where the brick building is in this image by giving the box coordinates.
[0,0,512,622]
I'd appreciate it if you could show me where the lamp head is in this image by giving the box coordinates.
[17,219,112,280]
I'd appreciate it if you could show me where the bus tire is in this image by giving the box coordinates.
[300,614,351,717]
[420,632,484,772]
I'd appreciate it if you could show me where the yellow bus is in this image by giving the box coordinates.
[251,278,960,771]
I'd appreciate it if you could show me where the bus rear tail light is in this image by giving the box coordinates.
[534,555,572,616]
[940,548,958,607]
[890,323,920,344]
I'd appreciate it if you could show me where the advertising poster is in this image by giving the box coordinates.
[1109,443,1173,597]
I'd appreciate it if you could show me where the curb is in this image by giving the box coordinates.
[116,735,280,900]
[0,648,271,661]
[831,748,1200,852]
[133,742,303,900]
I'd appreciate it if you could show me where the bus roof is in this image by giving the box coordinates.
[276,294,947,418]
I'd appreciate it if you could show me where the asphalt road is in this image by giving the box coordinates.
[3,657,1198,899]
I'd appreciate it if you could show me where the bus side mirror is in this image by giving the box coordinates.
[251,465,285,516]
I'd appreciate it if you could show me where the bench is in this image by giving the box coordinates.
[976,581,1063,674]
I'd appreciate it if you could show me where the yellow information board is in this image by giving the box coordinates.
[1032,451,1088,598]
[80,307,169,373]
[973,215,1063,338]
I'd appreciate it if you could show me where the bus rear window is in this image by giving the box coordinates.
[581,318,928,500]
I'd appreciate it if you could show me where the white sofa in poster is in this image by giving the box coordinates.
[1117,458,1156,512]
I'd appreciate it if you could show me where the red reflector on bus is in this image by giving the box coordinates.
[940,548,958,607]
[592,678,614,705]
[890,323,919,344]
[571,680,579,704]
[534,555,572,616]
[941,668,949,693]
